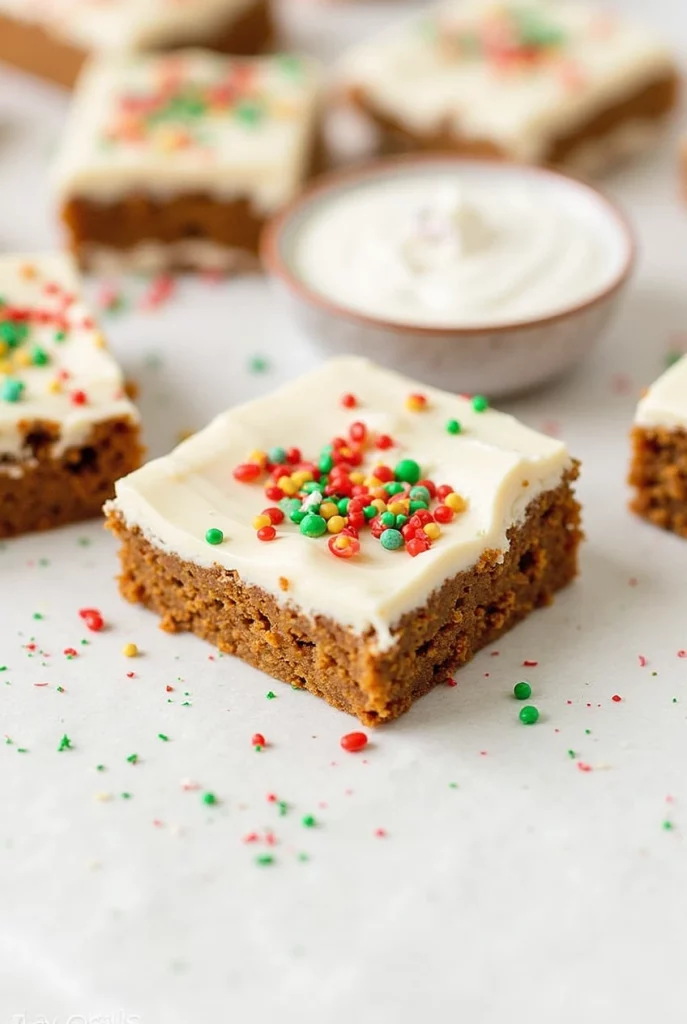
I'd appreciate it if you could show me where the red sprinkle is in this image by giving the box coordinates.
[79,608,104,632]
[262,507,284,525]
[257,525,276,542]
[678,651,687,659]
[63,647,78,657]
[577,762,593,773]
[638,655,647,667]
[446,678,457,687]
[523,660,538,667]
[70,389,88,406]
[611,694,622,703]
[252,733,266,747]
[340,731,368,753]
[233,462,261,483]
[341,393,357,409]
[376,434,394,450]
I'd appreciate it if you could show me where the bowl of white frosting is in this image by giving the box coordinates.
[261,156,635,397]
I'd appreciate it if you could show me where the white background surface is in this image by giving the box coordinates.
[1,1,687,1021]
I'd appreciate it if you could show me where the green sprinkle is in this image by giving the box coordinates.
[513,681,532,700]
[380,528,404,551]
[337,497,350,515]
[278,800,288,816]
[96,764,106,772]
[158,733,169,742]
[266,690,277,700]
[318,452,334,474]
[409,500,428,514]
[380,511,396,528]
[394,458,421,485]
[666,351,683,368]
[255,853,274,866]
[448,782,459,789]
[54,330,66,343]
[121,792,131,800]
[268,446,287,465]
[385,482,404,496]
[290,508,307,525]
[519,705,539,725]
[202,791,217,806]
[302,814,316,828]
[1,378,24,403]
[297,852,310,862]
[663,820,675,831]
[299,513,327,538]
[471,395,489,413]
[205,527,224,545]
[17,747,28,754]
[248,354,269,374]
[446,418,462,435]
[57,734,72,752]
[567,749,576,759]
[235,100,263,126]
[409,485,431,503]
[56,686,64,693]
[32,612,43,620]
[31,346,49,366]
[276,53,303,77]
[126,753,139,764]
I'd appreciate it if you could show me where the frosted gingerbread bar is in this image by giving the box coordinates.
[106,357,581,725]
[0,254,142,539]
[336,0,679,174]
[629,355,687,539]
[53,51,322,273]
[0,0,273,89]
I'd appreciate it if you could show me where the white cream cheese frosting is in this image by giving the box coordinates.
[293,169,625,328]
[635,356,687,430]
[0,253,139,462]
[0,0,259,52]
[52,51,321,213]
[336,0,675,163]
[109,357,573,649]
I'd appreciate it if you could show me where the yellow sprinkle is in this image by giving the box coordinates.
[13,350,31,368]
[405,395,427,412]
[320,502,339,520]
[333,533,352,549]
[291,470,313,487]
[277,476,297,496]
[47,379,62,394]
[93,333,107,349]
[371,498,387,513]
[349,471,365,485]
[0,341,7,357]
[364,476,382,489]
[388,500,408,516]
[253,514,272,530]
[248,449,267,467]
[327,515,346,534]
[122,643,139,658]
[19,262,37,280]
[371,487,388,501]
[95,792,112,803]
[445,492,468,513]
[0,359,11,375]
[424,523,441,540]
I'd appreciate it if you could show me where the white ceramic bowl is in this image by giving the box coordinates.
[261,156,635,398]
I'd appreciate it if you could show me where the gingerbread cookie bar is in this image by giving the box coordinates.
[0,254,142,539]
[336,0,678,174]
[106,357,581,725]
[0,0,273,88]
[53,51,322,273]
[629,355,687,539]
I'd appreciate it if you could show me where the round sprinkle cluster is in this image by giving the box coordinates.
[437,7,568,72]
[230,413,471,559]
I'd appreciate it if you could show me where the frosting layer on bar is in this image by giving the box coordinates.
[0,253,139,460]
[52,51,321,213]
[0,0,258,52]
[337,0,675,162]
[110,357,571,648]
[635,355,687,430]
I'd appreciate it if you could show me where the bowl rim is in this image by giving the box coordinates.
[260,153,637,337]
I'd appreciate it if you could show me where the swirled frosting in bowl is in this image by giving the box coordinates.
[290,163,630,329]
